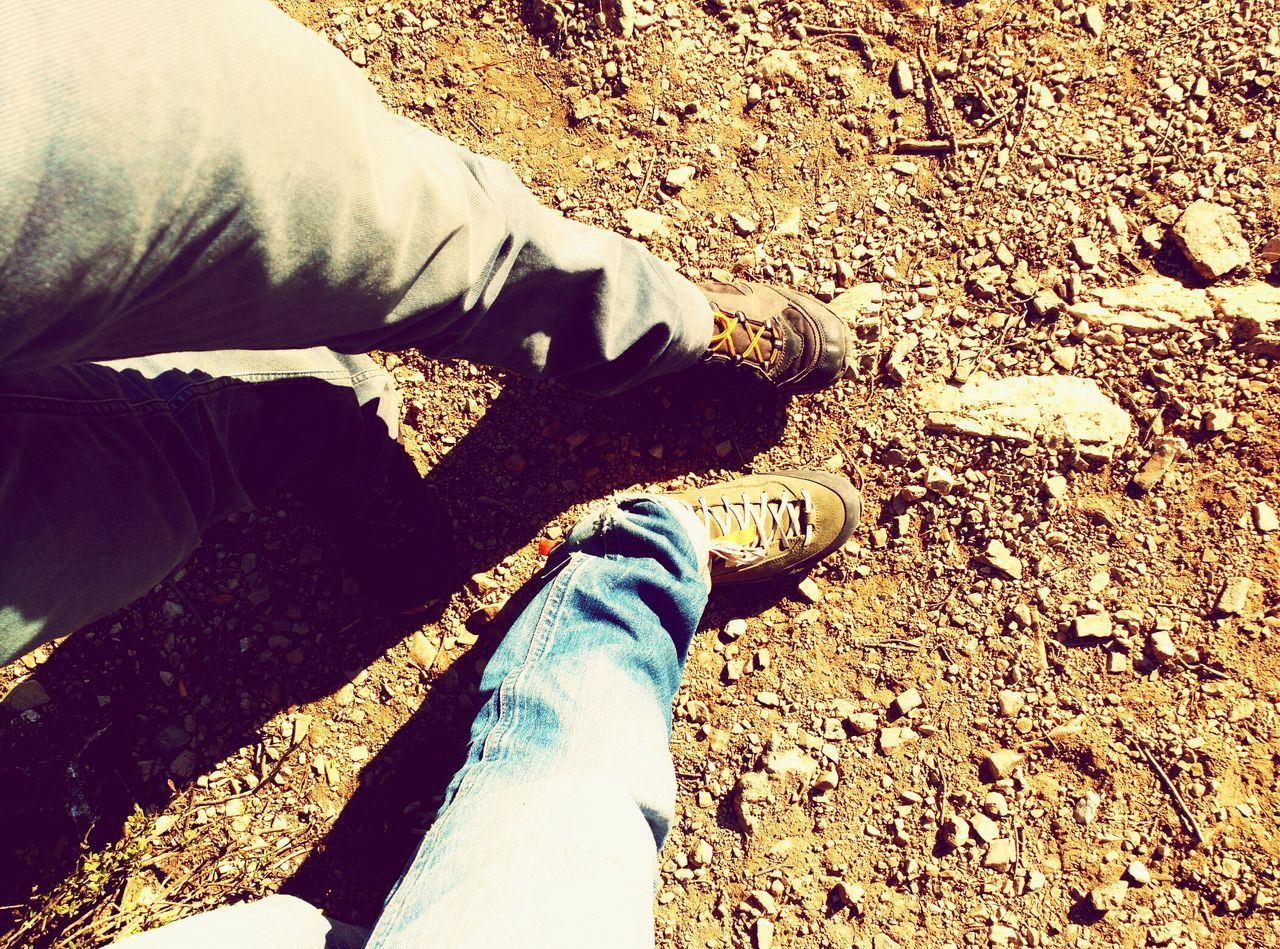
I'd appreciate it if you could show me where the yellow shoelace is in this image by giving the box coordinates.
[708,310,771,367]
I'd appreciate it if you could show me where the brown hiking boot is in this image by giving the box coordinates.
[667,470,861,584]
[699,280,849,394]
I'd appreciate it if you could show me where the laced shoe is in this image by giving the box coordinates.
[666,470,861,584]
[699,280,849,394]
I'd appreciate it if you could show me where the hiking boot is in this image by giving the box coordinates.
[667,470,861,584]
[301,452,459,613]
[699,280,849,394]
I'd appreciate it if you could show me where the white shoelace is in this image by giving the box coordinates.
[697,488,814,567]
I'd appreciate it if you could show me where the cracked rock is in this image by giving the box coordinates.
[1171,201,1250,279]
[923,374,1132,461]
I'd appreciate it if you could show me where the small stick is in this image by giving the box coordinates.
[797,23,863,36]
[916,46,959,158]
[800,24,875,66]
[200,739,303,808]
[1139,741,1204,846]
[635,156,655,205]
[894,136,997,154]
[975,98,1018,133]
[855,640,920,653]
[971,78,996,116]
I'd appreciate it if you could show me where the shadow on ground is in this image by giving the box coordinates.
[0,363,800,939]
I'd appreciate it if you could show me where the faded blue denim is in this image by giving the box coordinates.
[0,0,710,663]
[114,497,710,948]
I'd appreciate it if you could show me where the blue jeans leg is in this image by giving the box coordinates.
[366,496,709,949]
[0,348,400,664]
[1,0,710,393]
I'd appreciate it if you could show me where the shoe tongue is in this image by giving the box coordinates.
[720,525,757,547]
[708,524,767,568]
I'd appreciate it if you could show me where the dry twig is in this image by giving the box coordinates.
[1138,741,1204,846]
[894,135,997,154]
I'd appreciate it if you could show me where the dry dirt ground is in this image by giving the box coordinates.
[3,0,1280,945]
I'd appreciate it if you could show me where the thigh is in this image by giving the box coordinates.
[0,349,398,664]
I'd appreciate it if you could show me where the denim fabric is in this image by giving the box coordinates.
[0,0,711,658]
[0,0,710,393]
[111,497,710,949]
[366,496,708,948]
[0,348,400,664]
[111,894,367,949]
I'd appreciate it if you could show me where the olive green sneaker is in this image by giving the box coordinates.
[666,470,861,584]
[699,280,849,394]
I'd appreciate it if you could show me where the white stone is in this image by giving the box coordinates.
[690,839,714,867]
[730,212,757,236]
[981,539,1023,580]
[1090,880,1129,912]
[622,207,668,239]
[969,812,1000,842]
[829,283,883,319]
[878,726,918,755]
[983,748,1023,780]
[1070,276,1211,334]
[772,206,802,237]
[754,918,775,949]
[998,690,1025,717]
[1202,408,1233,433]
[922,374,1132,461]
[847,712,877,735]
[797,577,823,603]
[756,49,801,84]
[1216,577,1251,616]
[1149,629,1176,661]
[892,687,923,716]
[1131,437,1186,494]
[891,60,914,96]
[925,466,957,495]
[1074,612,1114,640]
[834,880,865,908]
[764,747,818,781]
[1126,860,1151,885]
[985,837,1017,870]
[571,95,600,123]
[1082,4,1104,35]
[1172,201,1250,279]
[1209,282,1280,338]
[1071,236,1101,267]
[941,815,970,848]
[663,165,696,189]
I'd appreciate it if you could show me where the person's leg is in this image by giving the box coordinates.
[109,894,367,949]
[0,0,710,395]
[100,475,859,946]
[366,496,711,949]
[362,473,859,947]
[0,348,406,665]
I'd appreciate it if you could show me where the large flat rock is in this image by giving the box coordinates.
[923,374,1132,460]
[1066,275,1211,334]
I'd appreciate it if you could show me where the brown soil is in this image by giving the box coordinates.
[2,0,1279,946]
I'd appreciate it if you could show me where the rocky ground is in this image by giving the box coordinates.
[2,0,1279,945]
